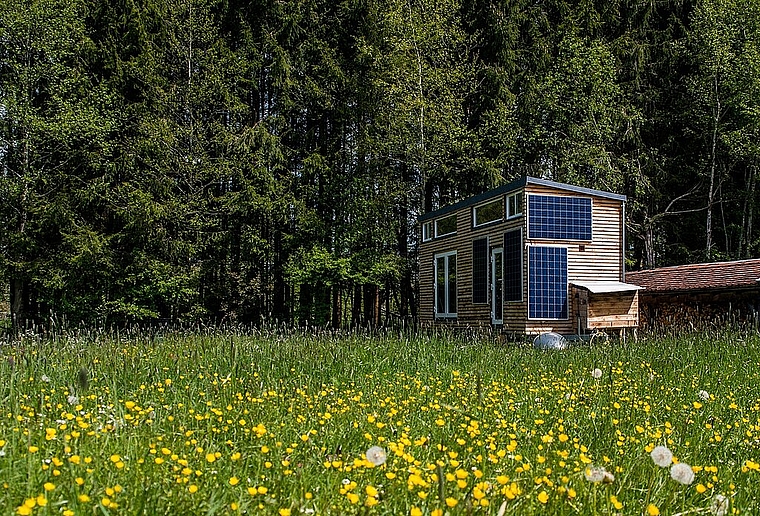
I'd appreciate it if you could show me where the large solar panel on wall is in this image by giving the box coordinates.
[528,195,592,240]
[528,246,568,319]
[472,238,488,304]
[504,230,522,301]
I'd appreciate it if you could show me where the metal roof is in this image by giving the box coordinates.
[418,176,627,222]
[626,259,760,293]
[571,281,644,293]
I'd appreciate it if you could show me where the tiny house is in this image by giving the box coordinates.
[418,176,642,335]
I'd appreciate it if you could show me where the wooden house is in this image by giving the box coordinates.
[418,176,642,335]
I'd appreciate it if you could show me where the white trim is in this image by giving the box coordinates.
[507,191,523,219]
[422,221,433,242]
[473,197,504,228]
[435,213,457,238]
[527,244,569,321]
[434,251,457,318]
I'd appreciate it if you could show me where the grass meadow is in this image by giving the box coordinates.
[1,327,759,515]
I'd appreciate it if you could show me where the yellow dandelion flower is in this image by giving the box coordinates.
[446,497,458,508]
[411,508,423,516]
[610,495,623,509]
[278,509,291,516]
[229,477,240,486]
[231,502,239,511]
[697,483,708,494]
[647,504,660,516]
[347,493,360,504]
[431,510,443,516]
[188,485,198,494]
[43,482,55,492]
[78,494,91,503]
[537,491,549,504]
[205,453,216,463]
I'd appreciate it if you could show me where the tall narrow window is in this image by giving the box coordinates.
[528,246,568,320]
[422,221,433,241]
[472,238,488,304]
[507,192,523,219]
[504,229,523,302]
[435,252,457,318]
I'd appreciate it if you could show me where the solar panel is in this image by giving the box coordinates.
[504,230,522,302]
[528,195,592,240]
[528,246,568,319]
[472,238,488,304]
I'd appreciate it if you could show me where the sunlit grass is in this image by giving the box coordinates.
[1,327,759,514]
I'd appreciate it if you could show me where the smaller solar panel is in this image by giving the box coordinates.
[504,230,522,301]
[472,238,488,304]
[528,195,592,241]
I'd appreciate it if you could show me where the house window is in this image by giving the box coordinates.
[435,214,457,237]
[473,199,503,227]
[472,238,488,304]
[528,194,592,240]
[504,229,522,302]
[422,221,433,242]
[435,251,457,318]
[507,192,523,219]
[528,246,568,320]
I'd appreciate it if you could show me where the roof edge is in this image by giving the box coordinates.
[418,176,626,222]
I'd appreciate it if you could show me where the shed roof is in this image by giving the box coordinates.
[625,259,760,293]
[571,281,644,293]
[418,176,626,222]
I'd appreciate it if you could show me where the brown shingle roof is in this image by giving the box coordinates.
[626,259,760,293]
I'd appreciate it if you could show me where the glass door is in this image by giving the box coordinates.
[491,247,503,325]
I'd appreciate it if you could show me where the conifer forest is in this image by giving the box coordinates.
[1,0,759,328]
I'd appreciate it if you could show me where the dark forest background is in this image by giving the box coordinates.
[1,0,759,329]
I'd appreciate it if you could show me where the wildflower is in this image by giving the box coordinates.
[699,390,710,401]
[710,494,729,516]
[229,477,239,486]
[445,497,458,508]
[41,375,50,383]
[279,510,291,516]
[610,495,623,509]
[537,491,549,504]
[647,504,660,515]
[670,462,695,485]
[43,482,55,492]
[67,395,79,405]
[365,446,387,466]
[591,368,603,379]
[650,445,673,467]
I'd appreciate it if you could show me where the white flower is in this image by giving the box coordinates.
[699,390,710,401]
[584,466,607,483]
[591,368,603,379]
[67,395,79,406]
[710,494,729,516]
[41,375,51,383]
[670,462,695,485]
[650,445,673,467]
[365,446,387,466]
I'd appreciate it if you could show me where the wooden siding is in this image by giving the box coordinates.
[576,289,639,330]
[419,182,627,335]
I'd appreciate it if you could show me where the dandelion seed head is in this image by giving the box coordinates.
[710,494,729,516]
[584,466,607,483]
[670,462,695,485]
[365,446,387,466]
[650,445,673,467]
[591,368,603,379]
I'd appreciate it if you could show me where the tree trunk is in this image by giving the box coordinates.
[706,74,720,260]
[331,287,341,329]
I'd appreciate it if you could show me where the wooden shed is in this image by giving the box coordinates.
[626,259,760,328]
[418,176,641,335]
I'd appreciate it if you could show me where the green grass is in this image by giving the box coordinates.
[1,328,759,515]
